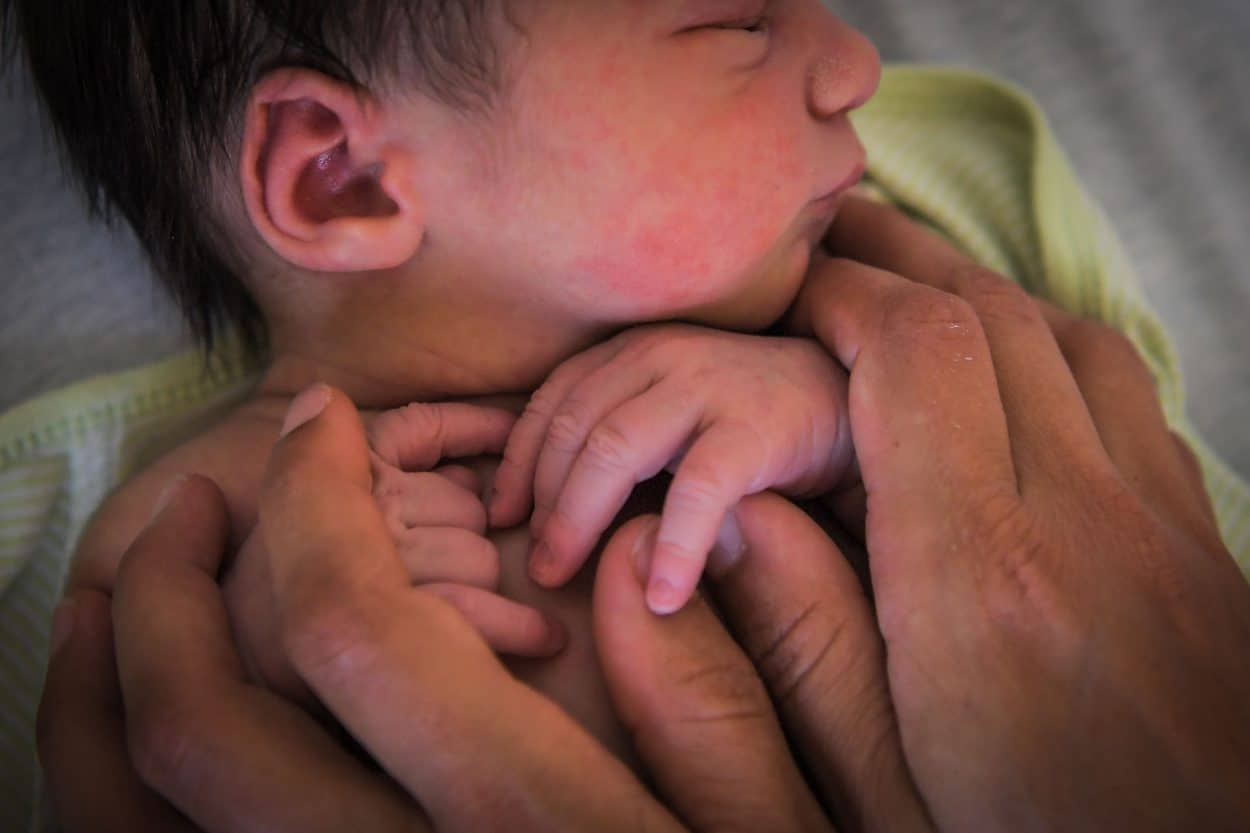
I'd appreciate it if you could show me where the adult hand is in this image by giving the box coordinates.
[38,384,925,832]
[786,194,1250,832]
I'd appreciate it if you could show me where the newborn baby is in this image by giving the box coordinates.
[13,0,880,763]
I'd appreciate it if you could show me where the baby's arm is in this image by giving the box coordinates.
[489,323,855,614]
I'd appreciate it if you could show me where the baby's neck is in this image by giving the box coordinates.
[256,295,617,410]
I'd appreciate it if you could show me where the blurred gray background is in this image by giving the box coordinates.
[2,0,1247,477]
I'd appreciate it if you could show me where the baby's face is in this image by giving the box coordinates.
[407,0,881,331]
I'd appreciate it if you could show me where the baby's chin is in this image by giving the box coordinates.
[683,239,818,333]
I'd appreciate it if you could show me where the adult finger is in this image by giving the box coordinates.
[1034,299,1223,541]
[710,492,935,833]
[369,401,516,471]
[490,338,624,528]
[38,590,197,833]
[267,385,682,833]
[594,515,835,833]
[823,198,1110,491]
[787,255,1018,576]
[531,380,699,589]
[113,473,424,833]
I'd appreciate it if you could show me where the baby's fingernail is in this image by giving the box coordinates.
[631,517,660,584]
[280,383,331,438]
[708,511,746,578]
[529,540,559,586]
[49,597,77,657]
[646,573,686,616]
[148,474,189,526]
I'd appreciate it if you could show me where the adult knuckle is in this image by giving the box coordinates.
[949,265,1038,327]
[260,461,311,517]
[885,286,980,344]
[128,699,207,796]
[1064,319,1149,378]
[754,600,857,708]
[282,590,384,689]
[672,658,773,727]
[971,494,1053,619]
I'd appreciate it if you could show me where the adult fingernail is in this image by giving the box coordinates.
[148,473,189,526]
[49,598,76,657]
[631,518,660,585]
[280,383,332,438]
[707,511,746,578]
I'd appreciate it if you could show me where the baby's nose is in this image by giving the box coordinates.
[807,33,881,120]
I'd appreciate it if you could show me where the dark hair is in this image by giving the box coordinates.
[1,1,511,354]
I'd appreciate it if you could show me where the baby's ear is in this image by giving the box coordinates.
[240,68,423,272]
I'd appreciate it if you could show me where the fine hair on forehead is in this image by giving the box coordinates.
[0,0,519,353]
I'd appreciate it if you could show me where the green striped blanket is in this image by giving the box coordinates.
[1,65,1247,832]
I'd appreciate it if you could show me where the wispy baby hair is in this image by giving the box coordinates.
[1,1,511,354]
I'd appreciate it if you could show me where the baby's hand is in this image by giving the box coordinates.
[368,402,567,655]
[489,324,854,614]
[227,401,564,703]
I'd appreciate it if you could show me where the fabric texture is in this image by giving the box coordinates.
[2,64,1248,832]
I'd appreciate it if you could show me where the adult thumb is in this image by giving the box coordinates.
[594,515,833,833]
[709,492,934,833]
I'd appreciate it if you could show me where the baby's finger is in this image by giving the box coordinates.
[395,527,501,589]
[490,338,624,529]
[528,356,665,540]
[374,470,488,535]
[531,382,700,588]
[420,584,568,658]
[434,464,481,496]
[369,402,516,471]
[647,427,768,614]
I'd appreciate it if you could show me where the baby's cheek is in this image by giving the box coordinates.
[566,169,787,319]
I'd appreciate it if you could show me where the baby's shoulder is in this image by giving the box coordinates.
[68,396,289,594]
